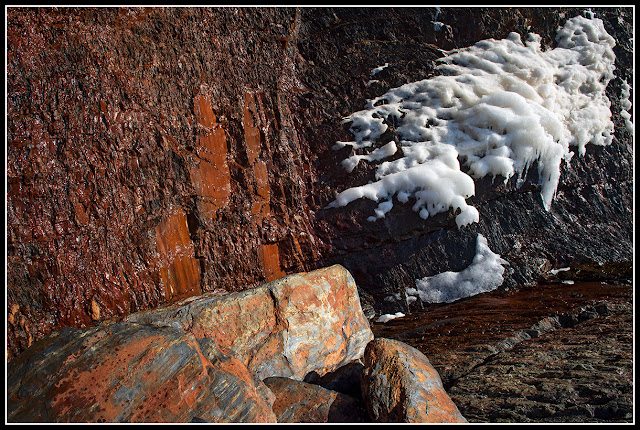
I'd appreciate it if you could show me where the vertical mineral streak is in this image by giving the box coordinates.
[155,207,202,301]
[243,91,285,282]
[191,93,231,220]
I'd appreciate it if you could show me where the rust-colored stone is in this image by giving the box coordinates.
[126,264,374,381]
[264,376,368,423]
[242,91,262,166]
[7,322,276,423]
[242,90,286,282]
[259,243,286,282]
[154,207,201,302]
[90,299,101,321]
[361,338,467,423]
[191,92,231,220]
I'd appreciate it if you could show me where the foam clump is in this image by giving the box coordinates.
[375,311,405,323]
[329,15,617,227]
[407,234,509,304]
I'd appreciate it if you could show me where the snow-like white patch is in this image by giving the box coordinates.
[549,267,571,275]
[371,63,389,76]
[620,79,634,133]
[375,312,406,323]
[328,15,617,228]
[407,234,508,304]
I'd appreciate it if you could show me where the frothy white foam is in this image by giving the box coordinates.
[330,15,617,227]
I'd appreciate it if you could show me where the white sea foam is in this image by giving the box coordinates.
[407,234,509,304]
[329,15,617,227]
[375,311,405,323]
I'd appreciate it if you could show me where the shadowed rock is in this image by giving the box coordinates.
[264,376,368,423]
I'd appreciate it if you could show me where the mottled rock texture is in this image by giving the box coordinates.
[361,338,467,423]
[7,264,375,423]
[124,264,374,380]
[264,376,368,423]
[6,6,633,369]
[7,322,277,423]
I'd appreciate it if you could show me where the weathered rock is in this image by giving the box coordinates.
[372,281,632,389]
[6,7,633,363]
[7,322,276,423]
[264,376,368,423]
[371,281,633,422]
[447,297,634,423]
[125,264,374,380]
[361,338,467,423]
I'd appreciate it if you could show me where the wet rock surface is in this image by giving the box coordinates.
[373,278,633,422]
[448,298,634,422]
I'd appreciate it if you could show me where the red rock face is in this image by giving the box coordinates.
[154,207,201,301]
[191,92,232,219]
[6,7,323,360]
[6,7,633,362]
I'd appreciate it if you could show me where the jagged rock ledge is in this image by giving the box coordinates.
[7,265,465,423]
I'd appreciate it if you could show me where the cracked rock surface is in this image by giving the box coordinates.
[373,279,633,423]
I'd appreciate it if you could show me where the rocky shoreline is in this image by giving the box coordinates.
[7,265,465,423]
[372,269,634,423]
[8,264,632,423]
